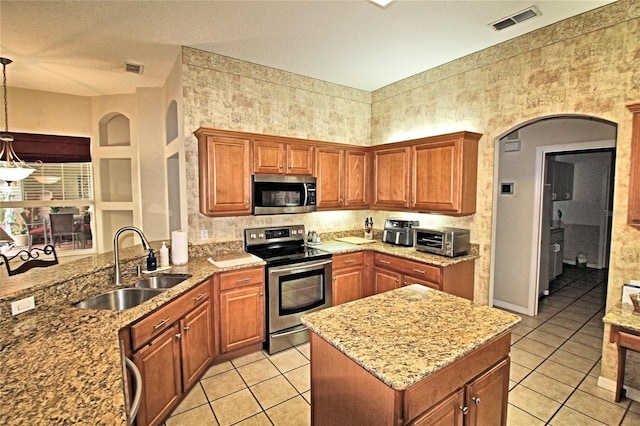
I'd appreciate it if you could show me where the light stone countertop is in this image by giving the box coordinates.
[0,240,479,424]
[302,285,520,391]
[603,302,640,332]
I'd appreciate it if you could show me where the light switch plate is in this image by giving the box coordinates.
[200,229,208,240]
[11,296,35,315]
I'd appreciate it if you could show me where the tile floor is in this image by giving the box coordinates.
[164,265,640,425]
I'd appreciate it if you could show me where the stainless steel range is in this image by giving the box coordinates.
[244,225,332,354]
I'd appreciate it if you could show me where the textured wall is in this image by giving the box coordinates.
[182,47,371,243]
[370,0,640,388]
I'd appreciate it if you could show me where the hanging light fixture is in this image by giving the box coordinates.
[0,57,35,184]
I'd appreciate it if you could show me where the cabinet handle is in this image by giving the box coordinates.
[289,164,293,169]
[236,277,252,283]
[402,281,407,286]
[459,406,469,415]
[395,279,399,283]
[194,293,207,301]
[343,259,355,264]
[472,396,481,405]
[340,198,343,205]
[278,164,283,169]
[153,317,171,330]
[175,333,181,339]
[259,292,264,296]
[246,200,250,204]
[184,326,190,332]
[412,268,426,274]
[379,260,391,264]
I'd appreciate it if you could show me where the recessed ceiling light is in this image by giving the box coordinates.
[368,0,395,8]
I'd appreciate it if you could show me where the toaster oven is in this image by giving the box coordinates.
[415,227,470,257]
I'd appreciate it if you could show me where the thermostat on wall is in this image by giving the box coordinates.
[501,182,514,194]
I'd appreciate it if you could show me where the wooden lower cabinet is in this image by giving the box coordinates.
[311,332,511,426]
[332,252,365,305]
[133,325,182,426]
[373,252,475,301]
[217,267,266,353]
[130,280,214,426]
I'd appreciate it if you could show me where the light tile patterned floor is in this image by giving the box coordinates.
[165,265,640,425]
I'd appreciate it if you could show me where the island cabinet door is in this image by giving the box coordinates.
[465,358,510,426]
[411,389,464,426]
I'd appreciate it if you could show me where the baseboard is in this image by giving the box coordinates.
[493,299,529,315]
[597,375,640,402]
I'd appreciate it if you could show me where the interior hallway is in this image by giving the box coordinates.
[163,265,639,425]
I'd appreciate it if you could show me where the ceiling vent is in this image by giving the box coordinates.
[491,6,540,31]
[123,62,144,75]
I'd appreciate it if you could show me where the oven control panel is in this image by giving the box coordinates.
[245,225,306,246]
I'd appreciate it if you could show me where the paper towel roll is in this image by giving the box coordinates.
[171,230,189,265]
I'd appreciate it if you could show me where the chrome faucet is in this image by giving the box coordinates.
[113,226,151,285]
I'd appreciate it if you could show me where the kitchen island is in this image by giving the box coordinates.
[302,285,520,425]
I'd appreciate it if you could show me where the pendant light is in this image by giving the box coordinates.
[0,57,35,184]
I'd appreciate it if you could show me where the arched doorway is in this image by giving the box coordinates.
[490,115,617,316]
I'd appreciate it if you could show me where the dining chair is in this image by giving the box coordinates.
[49,213,79,249]
[18,211,50,249]
[0,244,58,276]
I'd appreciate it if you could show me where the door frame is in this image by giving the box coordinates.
[527,139,615,315]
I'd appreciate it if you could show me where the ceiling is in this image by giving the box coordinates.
[0,0,615,97]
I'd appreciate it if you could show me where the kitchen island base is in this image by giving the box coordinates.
[310,331,511,426]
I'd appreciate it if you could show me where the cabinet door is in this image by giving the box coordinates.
[180,300,213,390]
[554,161,574,201]
[627,103,640,226]
[254,140,285,174]
[412,139,461,213]
[316,147,344,209]
[133,324,182,426]
[373,147,410,209]
[412,389,464,426]
[373,267,401,294]
[465,358,510,426]
[345,149,369,207]
[220,285,265,353]
[287,143,314,175]
[333,267,363,306]
[197,134,251,216]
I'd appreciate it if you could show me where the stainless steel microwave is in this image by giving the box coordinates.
[252,175,317,215]
[415,227,470,257]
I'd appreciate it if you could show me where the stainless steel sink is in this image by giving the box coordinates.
[133,274,192,290]
[75,288,164,311]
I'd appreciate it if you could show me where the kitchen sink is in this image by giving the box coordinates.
[75,288,164,311]
[133,274,192,290]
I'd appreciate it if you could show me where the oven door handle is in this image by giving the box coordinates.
[272,325,309,338]
[269,259,331,274]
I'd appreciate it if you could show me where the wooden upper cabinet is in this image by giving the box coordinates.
[196,130,252,217]
[344,149,369,207]
[254,140,313,175]
[316,147,344,208]
[627,103,640,227]
[373,146,410,209]
[411,132,480,216]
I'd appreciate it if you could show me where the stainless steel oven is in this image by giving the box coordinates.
[245,225,332,354]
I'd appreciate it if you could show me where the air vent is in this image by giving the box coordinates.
[491,6,540,31]
[123,62,144,74]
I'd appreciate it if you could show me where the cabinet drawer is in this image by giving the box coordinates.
[374,253,441,284]
[403,275,440,291]
[131,280,211,350]
[333,252,364,270]
[219,267,264,291]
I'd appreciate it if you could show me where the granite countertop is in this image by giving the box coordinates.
[302,285,520,391]
[310,240,479,266]
[0,239,478,424]
[603,302,640,333]
[0,256,264,426]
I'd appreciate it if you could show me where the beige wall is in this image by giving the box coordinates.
[7,87,91,136]
[370,0,640,389]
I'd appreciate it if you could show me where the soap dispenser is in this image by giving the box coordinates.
[159,242,169,267]
[146,249,157,272]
